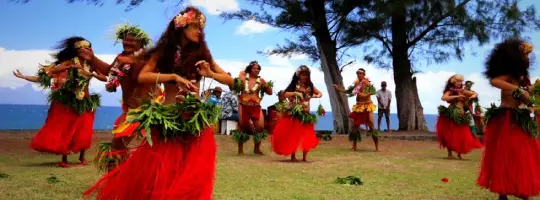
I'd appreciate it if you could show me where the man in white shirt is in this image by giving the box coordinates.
[376,81,392,132]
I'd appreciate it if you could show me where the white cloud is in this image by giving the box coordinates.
[185,0,240,15]
[235,20,273,35]
[0,47,116,95]
[0,47,507,114]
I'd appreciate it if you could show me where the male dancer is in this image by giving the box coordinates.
[334,68,379,151]
[233,61,273,155]
[87,23,159,172]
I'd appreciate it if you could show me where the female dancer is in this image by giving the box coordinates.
[271,65,323,162]
[84,7,232,199]
[436,74,482,159]
[15,37,105,168]
[477,39,540,200]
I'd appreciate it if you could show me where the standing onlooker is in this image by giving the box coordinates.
[376,81,392,132]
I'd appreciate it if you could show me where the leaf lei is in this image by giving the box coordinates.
[437,105,472,125]
[345,79,375,96]
[73,57,92,100]
[47,69,101,114]
[127,95,221,146]
[289,103,318,124]
[484,104,539,138]
[36,66,52,89]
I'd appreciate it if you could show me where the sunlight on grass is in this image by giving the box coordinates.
[0,135,506,200]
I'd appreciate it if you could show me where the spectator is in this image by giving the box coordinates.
[220,90,239,121]
[376,81,392,132]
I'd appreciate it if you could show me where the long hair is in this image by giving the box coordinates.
[143,7,212,81]
[484,38,531,81]
[244,61,260,74]
[50,36,89,64]
[443,74,463,94]
[284,66,314,95]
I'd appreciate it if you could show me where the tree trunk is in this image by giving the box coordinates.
[306,0,351,135]
[391,0,428,131]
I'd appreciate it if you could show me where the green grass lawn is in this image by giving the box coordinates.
[0,135,508,200]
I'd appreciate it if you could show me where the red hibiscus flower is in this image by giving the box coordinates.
[441,177,449,182]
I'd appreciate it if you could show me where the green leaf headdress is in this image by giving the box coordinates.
[113,22,151,47]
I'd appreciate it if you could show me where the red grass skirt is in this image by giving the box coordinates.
[271,116,319,155]
[477,110,540,197]
[30,102,95,155]
[435,116,482,154]
[84,128,216,200]
[349,111,370,126]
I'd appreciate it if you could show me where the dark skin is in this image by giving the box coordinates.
[80,34,159,171]
[281,72,323,161]
[237,64,273,155]
[376,82,391,132]
[333,71,379,152]
[490,75,531,200]
[441,78,477,159]
[49,50,107,167]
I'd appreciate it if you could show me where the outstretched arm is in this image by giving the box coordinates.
[209,60,233,88]
[48,61,73,74]
[333,84,347,93]
[13,70,39,82]
[90,56,112,75]
[92,70,107,82]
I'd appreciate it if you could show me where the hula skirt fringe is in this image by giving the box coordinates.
[30,102,95,155]
[435,116,482,154]
[271,116,319,155]
[84,128,216,200]
[477,110,540,197]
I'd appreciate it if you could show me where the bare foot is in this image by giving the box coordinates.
[237,152,245,156]
[254,150,264,155]
[458,154,462,160]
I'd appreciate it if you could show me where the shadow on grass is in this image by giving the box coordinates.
[21,162,60,167]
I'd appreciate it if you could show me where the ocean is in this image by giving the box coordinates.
[0,104,439,131]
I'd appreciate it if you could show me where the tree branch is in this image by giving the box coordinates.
[406,0,472,48]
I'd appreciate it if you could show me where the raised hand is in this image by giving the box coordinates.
[78,48,94,61]
[13,70,25,79]
[195,60,214,78]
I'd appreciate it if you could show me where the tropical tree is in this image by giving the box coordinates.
[341,0,540,130]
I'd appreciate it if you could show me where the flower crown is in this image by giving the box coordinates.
[74,40,91,49]
[295,66,310,76]
[114,23,151,47]
[520,42,534,54]
[356,68,366,74]
[174,9,206,29]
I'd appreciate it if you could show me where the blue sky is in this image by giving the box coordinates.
[0,0,539,114]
